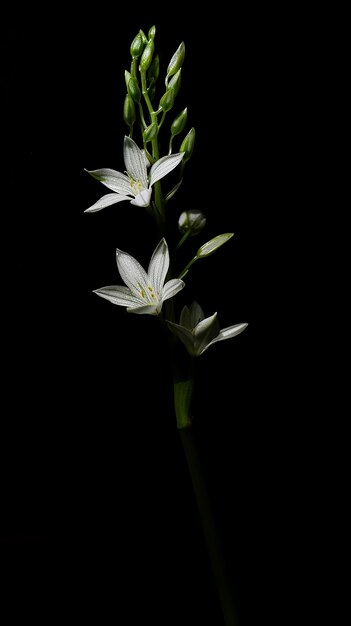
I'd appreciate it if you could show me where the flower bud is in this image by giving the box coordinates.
[148,85,156,101]
[178,210,206,236]
[130,32,144,59]
[171,108,188,137]
[196,233,234,258]
[139,30,148,45]
[168,69,182,98]
[159,88,175,112]
[167,42,185,78]
[127,75,141,103]
[124,70,131,89]
[148,25,156,39]
[143,122,158,143]
[140,39,154,72]
[148,54,160,82]
[179,127,195,162]
[123,94,136,127]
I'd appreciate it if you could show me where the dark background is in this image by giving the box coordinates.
[1,5,319,625]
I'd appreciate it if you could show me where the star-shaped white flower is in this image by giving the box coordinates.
[167,301,248,356]
[94,238,185,315]
[85,136,184,212]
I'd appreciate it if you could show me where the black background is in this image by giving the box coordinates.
[1,5,321,625]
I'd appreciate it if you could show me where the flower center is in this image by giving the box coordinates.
[138,284,157,303]
[129,178,145,196]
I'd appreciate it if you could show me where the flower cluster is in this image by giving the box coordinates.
[85,25,247,426]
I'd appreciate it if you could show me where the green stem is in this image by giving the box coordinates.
[140,70,164,222]
[175,228,191,252]
[178,255,198,279]
[179,428,239,626]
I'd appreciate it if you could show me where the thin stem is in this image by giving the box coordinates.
[178,255,198,279]
[175,228,191,252]
[179,428,239,626]
[140,69,164,220]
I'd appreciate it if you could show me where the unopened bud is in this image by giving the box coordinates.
[123,94,136,127]
[196,233,234,258]
[148,85,156,101]
[124,70,131,89]
[179,127,195,162]
[130,32,144,59]
[148,25,156,39]
[178,210,206,236]
[167,42,185,78]
[139,30,148,45]
[168,69,182,98]
[171,108,188,137]
[148,54,160,82]
[143,122,158,143]
[140,39,154,72]
[159,88,175,112]
[127,75,141,103]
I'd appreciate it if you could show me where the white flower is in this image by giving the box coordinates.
[167,301,247,356]
[85,136,184,212]
[94,238,185,315]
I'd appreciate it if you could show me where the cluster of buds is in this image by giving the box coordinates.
[124,27,194,167]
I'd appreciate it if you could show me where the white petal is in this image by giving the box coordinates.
[93,285,142,307]
[167,321,195,355]
[162,278,185,302]
[194,313,220,355]
[147,238,169,294]
[202,323,248,354]
[189,301,205,328]
[123,136,147,187]
[85,168,132,194]
[149,152,184,187]
[84,192,132,212]
[141,149,151,169]
[130,188,152,207]
[127,303,160,315]
[116,248,151,300]
[179,305,191,329]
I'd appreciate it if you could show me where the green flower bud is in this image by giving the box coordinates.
[168,69,182,98]
[196,233,234,258]
[127,75,141,103]
[171,108,188,137]
[148,25,156,39]
[130,32,144,59]
[148,85,156,101]
[178,209,206,236]
[143,122,158,143]
[124,70,131,89]
[180,127,195,162]
[167,42,185,78]
[140,39,154,72]
[159,88,175,112]
[139,30,148,45]
[123,94,136,127]
[148,54,160,82]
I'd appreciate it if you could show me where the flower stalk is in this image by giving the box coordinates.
[85,25,247,625]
